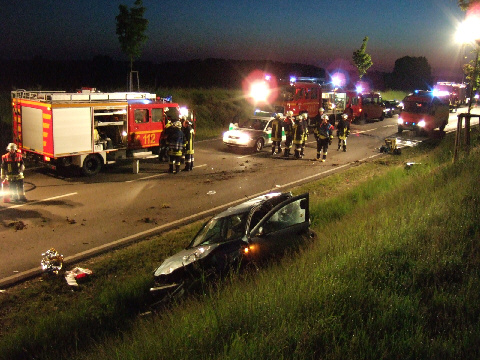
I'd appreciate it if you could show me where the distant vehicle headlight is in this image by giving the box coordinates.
[418,120,426,128]
[397,117,404,125]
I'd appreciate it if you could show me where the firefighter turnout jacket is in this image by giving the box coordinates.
[1,151,25,181]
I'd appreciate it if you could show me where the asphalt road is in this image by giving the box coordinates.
[1,108,478,287]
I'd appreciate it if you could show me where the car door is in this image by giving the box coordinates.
[247,193,310,261]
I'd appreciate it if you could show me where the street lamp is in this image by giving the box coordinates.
[455,6,480,114]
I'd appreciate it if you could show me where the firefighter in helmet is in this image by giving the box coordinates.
[313,114,334,162]
[292,115,304,159]
[1,143,26,202]
[270,113,283,155]
[337,113,351,152]
[182,116,195,171]
[167,121,185,174]
[283,111,294,158]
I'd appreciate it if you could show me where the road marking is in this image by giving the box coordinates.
[0,192,78,212]
[125,164,207,182]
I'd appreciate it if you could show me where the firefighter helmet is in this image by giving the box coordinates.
[342,113,349,119]
[275,113,283,119]
[319,107,324,112]
[321,114,329,120]
[6,143,17,151]
[286,111,293,117]
[174,121,182,128]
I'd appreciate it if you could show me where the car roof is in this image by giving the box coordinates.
[213,192,285,218]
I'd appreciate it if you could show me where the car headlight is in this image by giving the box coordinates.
[397,117,404,125]
[418,120,426,128]
[238,133,252,144]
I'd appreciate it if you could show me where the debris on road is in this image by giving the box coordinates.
[65,267,93,287]
[405,162,421,169]
[41,248,64,274]
[5,220,27,231]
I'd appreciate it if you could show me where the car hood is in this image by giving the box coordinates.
[225,128,264,136]
[154,244,220,277]
[401,112,426,121]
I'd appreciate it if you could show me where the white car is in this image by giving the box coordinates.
[223,115,284,152]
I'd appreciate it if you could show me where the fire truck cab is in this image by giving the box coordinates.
[272,80,322,121]
[345,90,385,123]
[11,89,188,176]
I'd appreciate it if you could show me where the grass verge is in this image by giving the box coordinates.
[1,128,479,360]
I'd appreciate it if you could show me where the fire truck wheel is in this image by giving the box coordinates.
[82,154,103,176]
[254,138,264,152]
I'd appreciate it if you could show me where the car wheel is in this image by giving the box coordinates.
[82,154,103,176]
[254,138,264,152]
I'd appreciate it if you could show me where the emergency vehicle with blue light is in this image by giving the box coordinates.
[397,90,449,136]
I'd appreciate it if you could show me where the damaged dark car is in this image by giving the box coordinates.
[150,192,314,302]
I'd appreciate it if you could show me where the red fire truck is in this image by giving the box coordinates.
[433,82,467,112]
[344,90,385,123]
[11,89,192,176]
[271,79,323,120]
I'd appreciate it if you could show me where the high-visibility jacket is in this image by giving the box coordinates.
[336,119,351,140]
[1,151,24,180]
[315,122,334,140]
[183,125,195,155]
[292,122,304,145]
[167,127,185,157]
[271,118,283,142]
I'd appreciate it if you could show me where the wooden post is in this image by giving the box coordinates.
[453,114,463,163]
[465,114,471,156]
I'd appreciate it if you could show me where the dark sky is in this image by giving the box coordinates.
[0,0,469,79]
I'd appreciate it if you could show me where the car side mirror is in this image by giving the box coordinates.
[300,199,307,210]
[255,226,264,237]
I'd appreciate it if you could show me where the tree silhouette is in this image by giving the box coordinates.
[352,36,373,80]
[116,0,148,90]
[388,56,433,91]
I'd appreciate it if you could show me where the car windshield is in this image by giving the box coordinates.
[403,101,430,113]
[238,118,268,130]
[189,212,249,248]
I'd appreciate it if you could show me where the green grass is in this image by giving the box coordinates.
[1,128,479,360]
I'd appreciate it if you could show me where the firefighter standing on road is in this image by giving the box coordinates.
[167,121,185,174]
[270,113,283,155]
[182,117,195,171]
[292,115,304,159]
[1,143,26,202]
[337,113,351,152]
[283,111,294,158]
[313,114,335,162]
